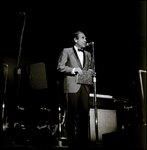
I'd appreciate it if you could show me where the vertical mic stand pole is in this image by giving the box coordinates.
[91,42,98,142]
[139,70,147,124]
[16,14,26,96]
[2,63,8,131]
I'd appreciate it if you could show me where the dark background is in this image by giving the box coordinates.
[2,1,146,100]
[1,2,146,148]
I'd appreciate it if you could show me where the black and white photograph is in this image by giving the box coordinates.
[1,1,146,149]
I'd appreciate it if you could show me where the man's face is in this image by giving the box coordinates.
[74,33,87,49]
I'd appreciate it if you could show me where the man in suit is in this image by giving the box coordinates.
[57,31,93,149]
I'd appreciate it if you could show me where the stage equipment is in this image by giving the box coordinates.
[89,93,117,141]
[139,69,146,124]
[14,62,57,102]
[2,63,8,131]
[16,12,26,98]
[90,42,99,141]
[89,108,117,141]
[14,62,62,145]
[16,12,26,70]
[19,62,48,91]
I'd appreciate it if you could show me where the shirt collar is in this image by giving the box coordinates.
[74,45,78,51]
[74,45,83,52]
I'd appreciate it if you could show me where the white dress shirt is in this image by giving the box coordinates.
[74,45,84,67]
[71,46,84,74]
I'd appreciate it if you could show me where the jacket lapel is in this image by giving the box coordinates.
[83,50,86,68]
[73,47,83,68]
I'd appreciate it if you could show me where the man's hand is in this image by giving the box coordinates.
[88,69,96,76]
[74,68,83,75]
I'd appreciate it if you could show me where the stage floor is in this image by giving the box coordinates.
[2,124,146,149]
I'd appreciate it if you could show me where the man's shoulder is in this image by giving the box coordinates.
[63,47,73,51]
[62,47,74,54]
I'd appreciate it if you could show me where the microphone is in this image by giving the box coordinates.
[86,42,94,46]
[17,12,26,16]
[139,70,147,73]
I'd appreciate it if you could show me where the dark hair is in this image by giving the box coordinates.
[73,31,85,43]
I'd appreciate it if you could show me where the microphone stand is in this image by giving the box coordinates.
[16,13,26,96]
[139,70,147,124]
[2,63,8,131]
[91,42,98,142]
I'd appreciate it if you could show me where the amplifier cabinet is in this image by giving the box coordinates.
[89,108,117,141]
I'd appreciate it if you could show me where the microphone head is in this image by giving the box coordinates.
[17,12,26,16]
[86,42,94,46]
[86,43,91,46]
[139,69,147,73]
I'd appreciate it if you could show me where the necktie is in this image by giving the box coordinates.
[78,49,83,52]
[77,49,84,67]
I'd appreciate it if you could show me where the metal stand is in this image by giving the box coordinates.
[91,42,98,141]
[139,69,147,124]
[2,63,8,131]
[16,12,26,96]
[56,106,68,148]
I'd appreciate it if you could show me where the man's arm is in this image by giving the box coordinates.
[57,48,83,75]
[57,49,73,74]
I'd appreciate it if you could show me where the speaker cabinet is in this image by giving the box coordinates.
[89,108,117,141]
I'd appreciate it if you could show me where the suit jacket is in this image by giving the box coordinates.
[57,46,92,93]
